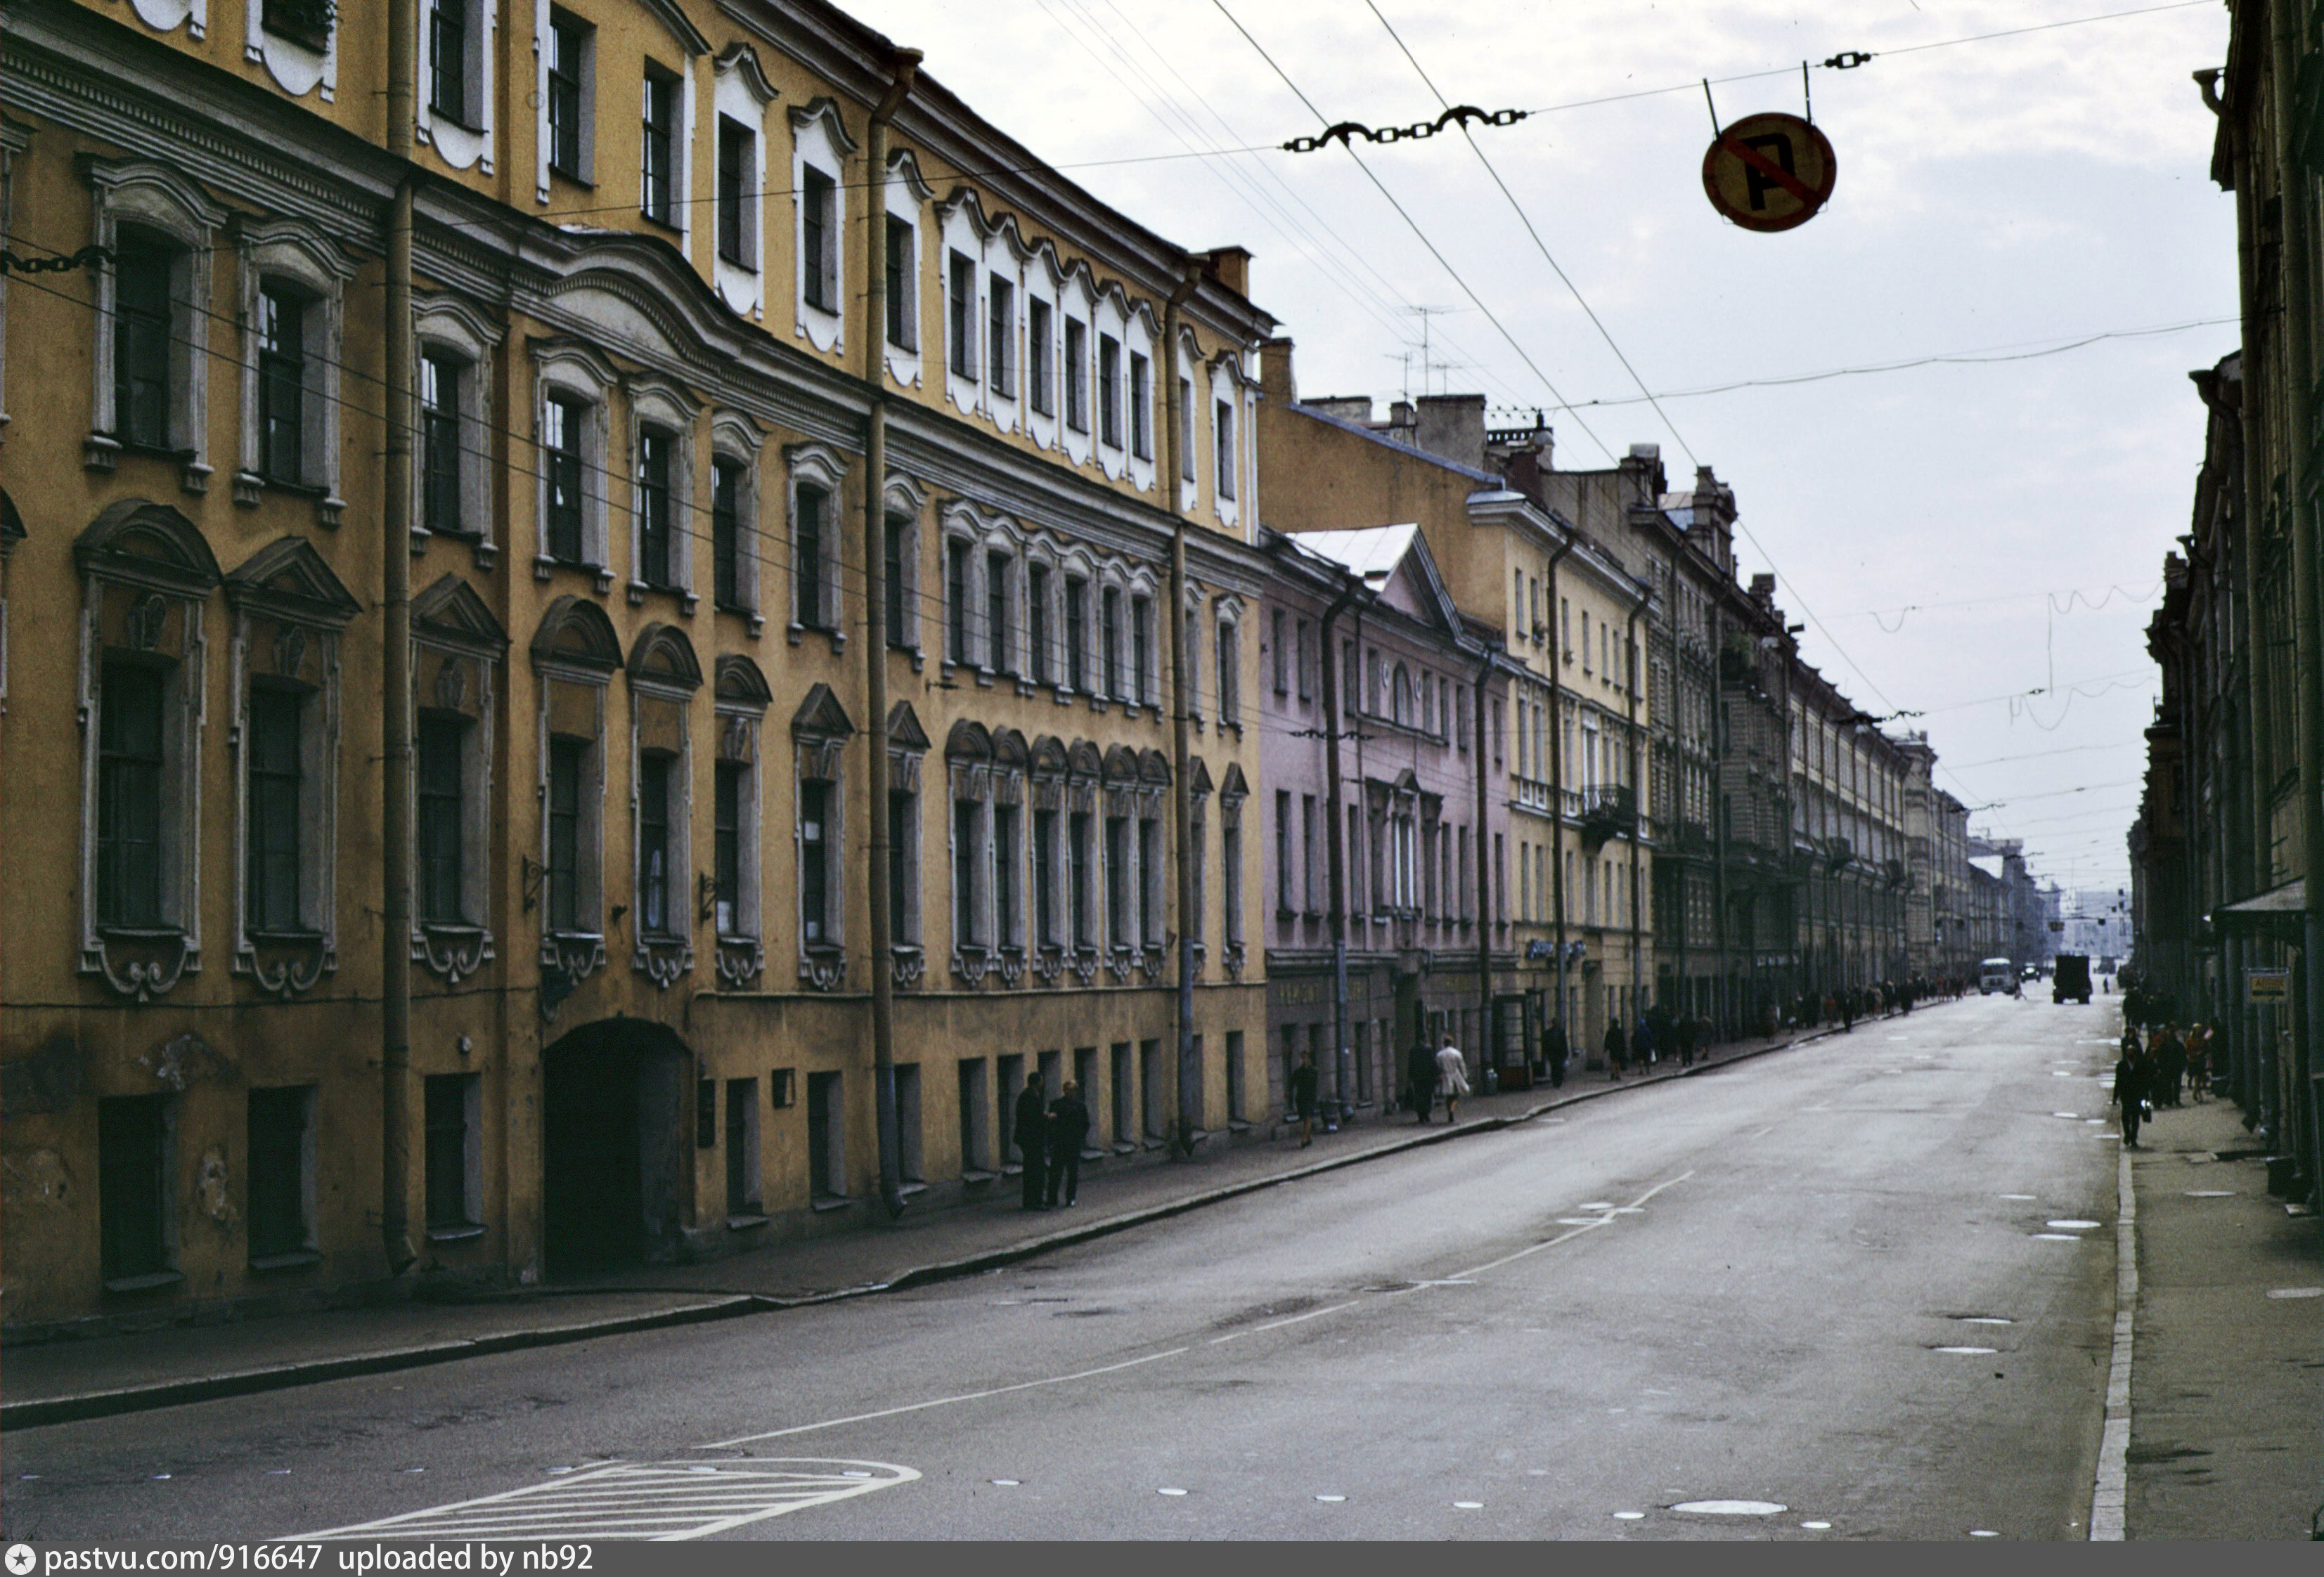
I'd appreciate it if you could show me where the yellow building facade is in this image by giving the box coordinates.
[1,0,1273,1330]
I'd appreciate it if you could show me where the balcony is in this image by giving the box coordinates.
[1580,785,1638,847]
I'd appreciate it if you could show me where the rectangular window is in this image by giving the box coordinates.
[806,1071,843,1198]
[884,515,910,647]
[1064,317,1089,432]
[794,482,827,630]
[993,803,1019,949]
[1101,587,1121,699]
[711,458,743,610]
[988,275,1014,394]
[547,13,588,178]
[1033,807,1057,946]
[801,779,830,944]
[1129,351,1151,459]
[1215,398,1237,500]
[1097,333,1121,447]
[1301,794,1319,912]
[1271,609,1288,695]
[113,233,174,448]
[725,1077,761,1214]
[887,788,914,942]
[425,1073,479,1231]
[716,116,754,268]
[801,168,835,311]
[947,538,971,666]
[640,67,678,226]
[1131,597,1152,707]
[1275,791,1292,911]
[948,252,976,379]
[714,759,742,935]
[638,752,673,936]
[544,395,586,564]
[257,283,305,484]
[1069,810,1092,946]
[954,797,982,946]
[430,0,468,122]
[417,711,467,925]
[247,1085,314,1261]
[547,736,586,932]
[884,215,915,349]
[1106,815,1129,945]
[1296,619,1312,701]
[1218,621,1239,723]
[986,550,1011,673]
[1224,819,1243,943]
[1139,816,1162,945]
[1064,576,1088,691]
[1028,298,1054,415]
[98,1093,171,1283]
[1180,377,1195,481]
[244,687,303,933]
[97,661,166,928]
[636,429,673,588]
[421,351,465,536]
[1028,563,1050,684]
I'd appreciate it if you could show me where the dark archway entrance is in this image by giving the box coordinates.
[541,1018,690,1278]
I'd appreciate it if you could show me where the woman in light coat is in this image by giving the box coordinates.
[1434,1037,1471,1122]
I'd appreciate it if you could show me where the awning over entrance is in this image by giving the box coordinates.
[2213,878,2306,937]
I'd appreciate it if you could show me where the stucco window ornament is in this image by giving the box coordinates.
[75,501,221,1002]
[888,701,931,989]
[231,220,355,525]
[81,158,227,491]
[626,624,702,989]
[1220,761,1248,980]
[531,595,621,1015]
[1066,739,1103,985]
[990,727,1030,987]
[225,537,360,999]
[408,576,506,985]
[1028,734,1069,985]
[947,718,995,988]
[793,682,853,991]
[711,654,772,988]
[247,0,338,101]
[1101,744,1140,984]
[1137,747,1173,980]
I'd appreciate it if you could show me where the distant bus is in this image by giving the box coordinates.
[1980,958,2016,995]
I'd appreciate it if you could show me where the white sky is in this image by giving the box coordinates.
[850,0,2236,888]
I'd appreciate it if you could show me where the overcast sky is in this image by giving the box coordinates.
[852,0,2235,894]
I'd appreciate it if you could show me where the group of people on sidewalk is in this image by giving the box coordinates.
[1012,1073,1093,1211]
[2112,1020,2216,1148]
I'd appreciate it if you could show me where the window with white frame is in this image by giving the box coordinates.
[709,413,763,631]
[1134,595,1156,708]
[1027,295,1055,417]
[1100,584,1122,699]
[1064,316,1089,433]
[1300,793,1319,913]
[640,63,681,226]
[532,595,620,987]
[787,443,847,647]
[1215,607,1240,727]
[1270,608,1288,696]
[1064,572,1089,692]
[882,475,925,653]
[1215,396,1236,501]
[1027,561,1052,685]
[626,378,697,609]
[1097,332,1122,448]
[716,117,755,268]
[946,536,973,667]
[791,100,854,351]
[626,624,700,988]
[1220,767,1246,952]
[988,273,1015,397]
[1274,791,1293,913]
[711,655,770,987]
[413,296,501,560]
[948,252,977,380]
[531,340,615,586]
[792,682,853,989]
[886,702,929,963]
[233,223,351,521]
[1129,350,1152,461]
[543,9,593,185]
[410,575,505,987]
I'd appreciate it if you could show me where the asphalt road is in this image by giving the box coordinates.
[4,993,2129,1542]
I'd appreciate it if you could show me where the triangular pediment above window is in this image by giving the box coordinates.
[792,681,855,741]
[1219,761,1249,806]
[1187,757,1214,799]
[626,623,703,692]
[945,718,993,762]
[412,575,510,654]
[886,701,931,753]
[226,537,363,629]
[75,498,222,592]
[530,594,623,674]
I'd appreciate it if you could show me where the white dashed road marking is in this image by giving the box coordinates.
[285,1459,918,1542]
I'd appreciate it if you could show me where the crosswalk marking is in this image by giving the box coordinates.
[284,1459,917,1542]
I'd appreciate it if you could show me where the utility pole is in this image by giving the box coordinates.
[1319,580,1360,1127]
[380,0,418,1279]
[1164,260,1203,1159]
[1544,531,1576,1050]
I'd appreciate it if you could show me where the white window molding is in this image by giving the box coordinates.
[1023,247,1063,452]
[534,1,596,200]
[1208,350,1251,533]
[410,574,508,986]
[944,719,995,985]
[1175,330,1202,513]
[710,411,765,634]
[247,0,337,103]
[224,537,359,998]
[624,373,699,611]
[413,292,504,566]
[884,472,927,661]
[530,336,617,590]
[936,190,992,420]
[793,682,855,990]
[417,0,495,171]
[711,654,771,987]
[1,119,27,431]
[82,157,227,491]
[786,440,848,652]
[789,98,856,354]
[129,0,207,41]
[1213,593,1244,734]
[883,152,934,387]
[531,595,621,1009]
[1058,266,1097,469]
[1219,762,1248,975]
[1092,285,1130,479]
[75,500,221,1002]
[1123,299,1160,495]
[233,219,355,524]
[712,43,777,319]
[885,700,931,987]
[984,216,1031,436]
[626,623,701,989]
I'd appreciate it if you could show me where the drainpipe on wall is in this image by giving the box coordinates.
[2223,65,2266,1111]
[1473,642,1495,1089]
[1625,592,1647,1034]
[380,0,418,1278]
[1163,261,1203,1159]
[861,49,921,1222]
[1318,578,1360,1127]
[1543,531,1576,1052]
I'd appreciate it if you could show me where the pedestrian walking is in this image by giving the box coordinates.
[1045,1080,1090,1207]
[1407,1039,1438,1124]
[1435,1036,1471,1123]
[1632,1013,1655,1070]
[1289,1051,1321,1148]
[1014,1072,1050,1210]
[1675,1013,1698,1069]
[2112,1046,2149,1149]
[1840,989,1856,1032]
[2157,1025,2187,1108]
[1605,1016,1627,1079]
[1545,1018,1570,1089]
[2183,1025,2209,1103]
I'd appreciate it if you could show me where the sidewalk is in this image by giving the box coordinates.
[2122,1090,2323,1540]
[1,1014,1858,1429]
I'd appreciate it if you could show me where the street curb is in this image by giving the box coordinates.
[3,1017,1864,1429]
[2089,1142,2137,1540]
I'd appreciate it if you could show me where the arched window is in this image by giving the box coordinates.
[1391,663,1412,728]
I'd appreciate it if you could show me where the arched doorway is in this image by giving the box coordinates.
[541,1018,690,1278]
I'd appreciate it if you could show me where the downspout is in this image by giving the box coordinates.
[380,0,418,1277]
[1473,642,1494,1088]
[1318,576,1361,1126]
[1162,261,1203,1157]
[862,49,921,1221]
[1543,531,1576,1051]
[2223,63,2265,1111]
[1711,600,1730,1038]
[1625,592,1646,1032]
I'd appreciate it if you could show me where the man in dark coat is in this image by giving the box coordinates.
[1675,1013,1697,1069]
[1407,1040,1437,1123]
[2113,1048,2148,1149]
[1632,1013,1655,1070]
[1014,1072,1050,1209]
[1045,1081,1091,1207]
[1289,1051,1321,1148]
[1605,1016,1627,1079]
[1544,1019,1569,1089]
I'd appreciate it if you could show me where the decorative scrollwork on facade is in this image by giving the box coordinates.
[413,923,493,986]
[716,934,765,988]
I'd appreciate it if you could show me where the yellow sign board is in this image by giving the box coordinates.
[2247,968,2290,1002]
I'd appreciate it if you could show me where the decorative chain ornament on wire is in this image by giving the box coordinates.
[1284,105,1526,153]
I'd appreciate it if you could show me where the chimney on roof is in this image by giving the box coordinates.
[1388,399,1416,433]
[1261,337,1296,405]
[1750,572,1776,606]
[1414,393,1487,472]
[1203,245,1253,298]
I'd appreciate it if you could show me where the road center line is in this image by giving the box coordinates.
[698,1346,1192,1448]
[1452,1170,1697,1279]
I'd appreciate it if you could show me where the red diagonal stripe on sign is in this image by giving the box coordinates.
[1719,134,1816,207]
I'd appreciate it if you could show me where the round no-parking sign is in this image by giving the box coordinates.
[1702,112,1837,232]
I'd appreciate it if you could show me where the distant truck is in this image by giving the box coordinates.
[2052,954,2093,1004]
[1980,958,2017,995]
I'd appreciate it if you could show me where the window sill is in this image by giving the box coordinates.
[810,1195,855,1213]
[898,1181,929,1198]
[725,1213,769,1232]
[248,1250,323,1273]
[103,1270,185,1294]
[430,108,485,136]
[96,923,188,944]
[247,927,325,946]
[1111,1141,1137,1156]
[549,166,594,190]
[717,254,759,275]
[640,211,684,238]
[426,1223,486,1243]
[960,1169,998,1185]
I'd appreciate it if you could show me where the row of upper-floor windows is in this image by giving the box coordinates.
[1270,790,1474,928]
